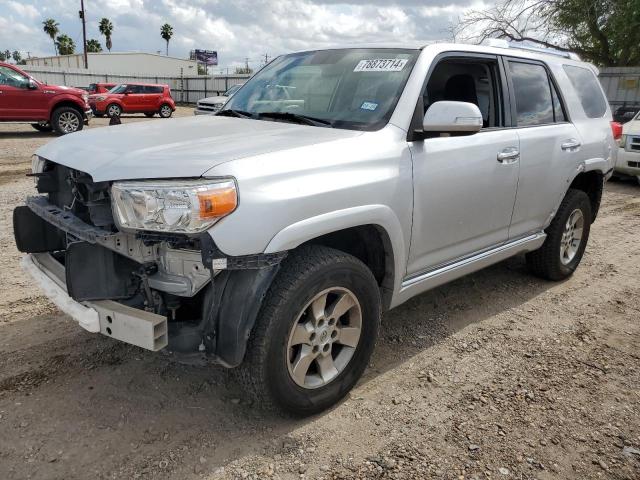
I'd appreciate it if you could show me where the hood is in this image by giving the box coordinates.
[622,119,640,135]
[36,115,363,182]
[198,95,227,104]
[43,83,86,97]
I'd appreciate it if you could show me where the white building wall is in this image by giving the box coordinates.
[25,52,199,76]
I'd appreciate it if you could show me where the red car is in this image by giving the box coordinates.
[87,82,117,94]
[89,83,176,118]
[0,61,91,134]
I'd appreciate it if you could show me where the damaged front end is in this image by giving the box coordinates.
[13,159,285,367]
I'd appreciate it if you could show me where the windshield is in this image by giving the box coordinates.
[223,48,419,130]
[225,84,242,96]
[109,84,128,94]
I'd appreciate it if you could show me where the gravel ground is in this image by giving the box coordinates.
[0,119,638,480]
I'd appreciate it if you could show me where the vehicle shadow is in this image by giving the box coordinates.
[0,254,559,479]
[0,130,56,139]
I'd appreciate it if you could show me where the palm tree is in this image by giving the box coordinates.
[98,18,114,52]
[86,39,102,53]
[55,34,75,55]
[42,18,60,55]
[160,23,173,56]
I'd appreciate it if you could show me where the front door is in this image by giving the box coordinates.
[122,84,145,112]
[407,54,520,276]
[0,65,47,120]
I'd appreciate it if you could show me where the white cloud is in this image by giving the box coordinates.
[0,0,477,70]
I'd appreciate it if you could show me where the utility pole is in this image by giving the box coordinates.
[245,57,249,72]
[79,0,88,69]
[263,53,270,65]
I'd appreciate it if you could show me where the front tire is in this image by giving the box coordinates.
[106,103,121,117]
[52,107,83,135]
[526,188,592,280]
[239,245,381,416]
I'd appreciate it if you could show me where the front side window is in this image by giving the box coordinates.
[0,66,30,89]
[223,48,419,131]
[509,62,555,126]
[110,84,128,94]
[424,58,504,128]
[563,65,607,118]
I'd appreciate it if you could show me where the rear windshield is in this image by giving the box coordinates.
[562,65,607,118]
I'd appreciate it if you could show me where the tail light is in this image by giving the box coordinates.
[610,121,623,141]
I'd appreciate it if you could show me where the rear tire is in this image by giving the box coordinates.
[51,107,83,135]
[31,123,53,132]
[106,103,121,117]
[238,245,381,416]
[526,188,592,280]
[159,104,173,118]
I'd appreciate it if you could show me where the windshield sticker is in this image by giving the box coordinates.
[360,101,378,111]
[354,58,408,72]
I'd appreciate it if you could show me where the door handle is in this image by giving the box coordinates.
[497,147,519,164]
[561,139,581,151]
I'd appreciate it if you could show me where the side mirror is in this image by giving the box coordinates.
[422,101,482,136]
[28,78,38,90]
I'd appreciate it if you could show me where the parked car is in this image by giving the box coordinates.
[194,83,243,115]
[87,82,117,95]
[89,83,175,118]
[614,110,640,182]
[0,61,92,134]
[14,43,619,415]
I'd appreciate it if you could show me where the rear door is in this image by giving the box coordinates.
[144,85,163,110]
[505,58,582,238]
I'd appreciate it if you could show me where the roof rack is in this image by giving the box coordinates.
[484,39,580,61]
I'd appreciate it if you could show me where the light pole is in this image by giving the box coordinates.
[79,0,88,69]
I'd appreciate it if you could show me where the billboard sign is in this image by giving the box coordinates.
[194,49,218,66]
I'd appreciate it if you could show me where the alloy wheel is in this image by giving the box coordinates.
[286,287,362,389]
[560,208,584,265]
[58,112,80,133]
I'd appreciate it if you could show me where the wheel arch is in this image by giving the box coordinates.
[264,205,406,311]
[50,99,84,119]
[567,168,604,222]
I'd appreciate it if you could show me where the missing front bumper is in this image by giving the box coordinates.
[23,253,168,351]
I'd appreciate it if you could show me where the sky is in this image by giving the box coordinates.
[0,0,486,71]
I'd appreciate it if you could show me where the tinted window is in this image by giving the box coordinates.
[143,86,163,93]
[126,85,144,94]
[509,62,554,126]
[0,66,30,88]
[563,65,607,118]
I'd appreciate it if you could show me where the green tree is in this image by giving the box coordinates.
[98,18,114,52]
[234,66,253,74]
[455,0,640,66]
[4,50,10,62]
[86,39,102,53]
[55,34,75,55]
[0,51,7,62]
[42,18,60,55]
[12,51,21,63]
[160,23,173,56]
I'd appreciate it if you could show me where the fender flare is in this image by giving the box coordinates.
[264,204,407,294]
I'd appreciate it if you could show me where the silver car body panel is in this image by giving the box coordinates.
[32,42,617,311]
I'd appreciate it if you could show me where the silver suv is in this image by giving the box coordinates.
[13,43,617,415]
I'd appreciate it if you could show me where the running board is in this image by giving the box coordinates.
[393,233,546,306]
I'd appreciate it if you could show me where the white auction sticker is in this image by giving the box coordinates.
[354,58,408,72]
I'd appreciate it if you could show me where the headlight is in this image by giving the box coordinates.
[111,179,238,233]
[83,94,89,102]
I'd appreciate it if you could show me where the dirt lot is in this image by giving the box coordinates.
[0,116,638,480]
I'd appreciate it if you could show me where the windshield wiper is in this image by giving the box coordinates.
[216,109,255,119]
[256,111,333,127]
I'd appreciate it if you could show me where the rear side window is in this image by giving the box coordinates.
[144,86,163,94]
[562,65,607,118]
[509,61,555,126]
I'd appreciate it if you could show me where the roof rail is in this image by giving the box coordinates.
[483,39,580,61]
